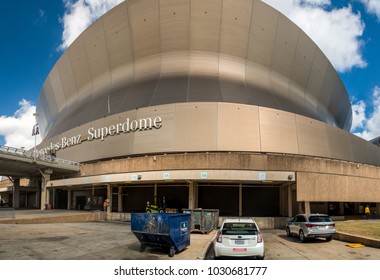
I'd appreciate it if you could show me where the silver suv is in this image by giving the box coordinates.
[286,214,336,242]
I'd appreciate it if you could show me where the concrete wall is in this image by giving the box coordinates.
[62,152,380,203]
[78,152,380,179]
[0,211,106,224]
[297,172,380,202]
[38,103,380,166]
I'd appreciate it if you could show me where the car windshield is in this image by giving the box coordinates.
[309,216,332,223]
[222,222,258,235]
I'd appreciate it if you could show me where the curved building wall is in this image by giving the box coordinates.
[37,0,352,141]
[38,102,380,166]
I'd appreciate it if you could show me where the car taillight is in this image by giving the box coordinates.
[305,223,320,228]
[257,231,263,243]
[216,231,222,243]
[330,223,335,227]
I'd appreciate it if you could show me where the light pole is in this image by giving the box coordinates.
[33,112,39,161]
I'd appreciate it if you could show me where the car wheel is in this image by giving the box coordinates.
[169,247,176,257]
[286,227,292,237]
[326,236,333,242]
[256,255,265,260]
[299,229,306,242]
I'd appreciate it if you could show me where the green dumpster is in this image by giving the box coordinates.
[182,208,219,234]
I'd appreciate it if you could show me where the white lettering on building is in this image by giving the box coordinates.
[40,116,162,154]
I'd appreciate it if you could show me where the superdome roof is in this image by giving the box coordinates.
[37,0,352,139]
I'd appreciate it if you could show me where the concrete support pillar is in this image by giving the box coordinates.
[154,184,158,197]
[194,183,198,208]
[239,184,243,217]
[288,184,293,218]
[46,188,50,206]
[339,203,345,216]
[12,178,20,209]
[52,189,56,209]
[40,168,52,210]
[107,185,111,213]
[188,181,195,209]
[298,202,303,214]
[67,189,72,210]
[118,187,123,212]
[304,201,311,215]
[36,179,41,209]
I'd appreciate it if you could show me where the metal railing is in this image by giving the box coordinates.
[0,145,80,167]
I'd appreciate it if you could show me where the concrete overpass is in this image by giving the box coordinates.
[0,145,80,209]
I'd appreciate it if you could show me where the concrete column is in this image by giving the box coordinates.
[188,181,195,209]
[194,183,199,208]
[288,184,293,217]
[36,179,41,209]
[52,189,56,209]
[12,178,20,209]
[339,203,345,216]
[304,201,311,214]
[107,185,111,213]
[118,186,123,212]
[239,184,243,217]
[40,169,52,210]
[298,202,303,214]
[67,189,72,210]
[46,189,50,206]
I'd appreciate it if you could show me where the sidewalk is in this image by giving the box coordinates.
[0,208,105,224]
[177,230,216,260]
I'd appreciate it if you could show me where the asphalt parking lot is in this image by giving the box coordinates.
[206,229,380,260]
[1,221,380,260]
[0,221,211,260]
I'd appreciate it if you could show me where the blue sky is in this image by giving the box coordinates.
[0,0,380,149]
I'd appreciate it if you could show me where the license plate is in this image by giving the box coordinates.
[233,248,247,252]
[235,240,244,245]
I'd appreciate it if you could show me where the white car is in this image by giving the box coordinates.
[213,218,265,259]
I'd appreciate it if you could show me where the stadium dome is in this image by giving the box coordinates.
[37,0,352,142]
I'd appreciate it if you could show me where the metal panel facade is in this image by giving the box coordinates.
[37,0,353,140]
[35,0,367,168]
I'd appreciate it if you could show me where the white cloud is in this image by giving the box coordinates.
[262,0,366,72]
[59,0,124,50]
[58,0,367,72]
[301,0,330,6]
[0,100,41,150]
[352,86,380,140]
[361,0,380,20]
[351,100,366,131]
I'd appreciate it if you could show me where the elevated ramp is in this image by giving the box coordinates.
[0,145,79,177]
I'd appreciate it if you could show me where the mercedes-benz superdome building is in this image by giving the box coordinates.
[29,0,380,221]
